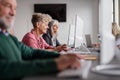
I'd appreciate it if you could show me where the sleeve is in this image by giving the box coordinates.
[19,41,60,60]
[0,59,58,79]
[42,37,54,49]
[12,35,60,60]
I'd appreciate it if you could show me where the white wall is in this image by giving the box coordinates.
[14,0,99,44]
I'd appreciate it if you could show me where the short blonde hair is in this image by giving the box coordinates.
[112,22,120,37]
[31,13,52,27]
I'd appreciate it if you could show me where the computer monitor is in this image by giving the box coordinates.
[67,15,84,48]
[100,33,115,64]
[73,15,84,48]
[67,24,75,47]
[98,0,115,65]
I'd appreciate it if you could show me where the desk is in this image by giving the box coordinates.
[23,52,120,80]
[88,57,120,80]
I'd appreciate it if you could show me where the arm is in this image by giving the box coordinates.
[20,41,60,60]
[13,35,60,60]
[0,53,83,79]
[0,35,60,79]
[0,59,57,79]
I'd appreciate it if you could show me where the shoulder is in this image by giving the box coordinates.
[23,32,36,39]
[9,34,18,40]
[9,34,23,46]
[22,32,37,44]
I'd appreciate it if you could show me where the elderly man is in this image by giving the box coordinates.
[0,0,83,80]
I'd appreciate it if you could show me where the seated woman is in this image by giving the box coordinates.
[112,22,120,49]
[22,13,67,52]
[42,19,61,47]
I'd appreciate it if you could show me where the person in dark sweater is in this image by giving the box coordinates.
[43,19,61,47]
[0,0,83,80]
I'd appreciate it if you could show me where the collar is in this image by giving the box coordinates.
[31,29,40,41]
[0,28,9,36]
[31,29,43,40]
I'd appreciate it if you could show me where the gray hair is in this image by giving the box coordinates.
[0,18,9,29]
[48,19,59,28]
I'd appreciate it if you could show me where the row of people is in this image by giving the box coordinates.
[0,0,84,80]
[22,13,67,52]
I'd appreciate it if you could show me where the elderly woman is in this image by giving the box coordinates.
[43,19,61,47]
[22,13,67,52]
[112,22,120,48]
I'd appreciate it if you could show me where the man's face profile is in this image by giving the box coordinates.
[0,0,17,29]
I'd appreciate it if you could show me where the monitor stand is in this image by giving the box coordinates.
[91,64,120,76]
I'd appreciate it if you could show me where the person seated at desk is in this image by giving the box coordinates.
[22,13,67,52]
[43,19,61,47]
[0,0,83,79]
[112,22,120,49]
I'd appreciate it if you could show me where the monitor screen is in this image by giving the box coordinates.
[74,15,84,48]
[67,15,84,48]
[67,24,75,47]
[34,4,66,22]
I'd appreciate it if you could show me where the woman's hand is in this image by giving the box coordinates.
[54,44,68,52]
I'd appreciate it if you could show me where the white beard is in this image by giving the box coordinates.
[0,18,9,29]
[0,17,15,30]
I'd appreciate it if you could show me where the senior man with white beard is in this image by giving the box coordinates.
[0,0,83,80]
